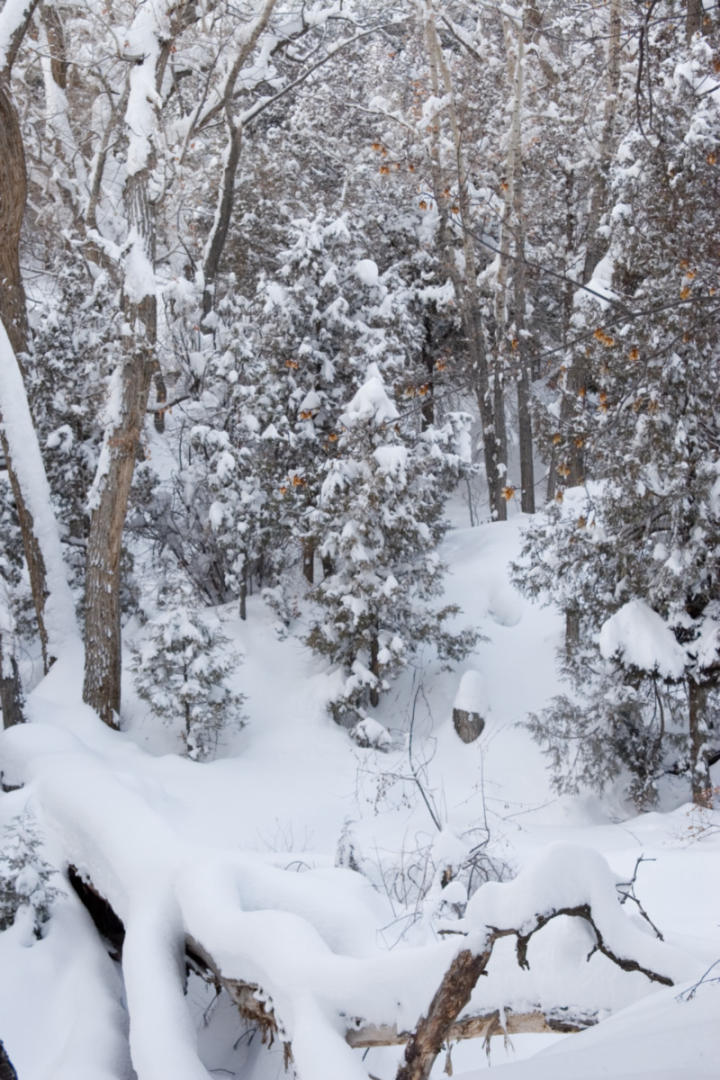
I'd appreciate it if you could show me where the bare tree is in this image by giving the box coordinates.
[420,4,508,521]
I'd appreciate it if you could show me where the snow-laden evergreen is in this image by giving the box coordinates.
[307,365,476,722]
[131,581,245,761]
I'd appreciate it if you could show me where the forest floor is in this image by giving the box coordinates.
[1,516,718,1079]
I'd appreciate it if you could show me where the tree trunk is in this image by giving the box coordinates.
[0,78,54,670]
[688,676,712,807]
[83,169,156,727]
[686,0,704,41]
[555,0,621,494]
[369,631,380,708]
[582,0,621,286]
[421,11,506,521]
[397,948,491,1080]
[0,81,29,356]
[82,337,154,726]
[239,560,248,621]
[517,359,535,512]
[0,636,24,729]
[0,1040,17,1080]
[511,12,535,514]
[201,0,278,315]
[302,539,315,585]
[420,317,435,430]
[565,608,580,658]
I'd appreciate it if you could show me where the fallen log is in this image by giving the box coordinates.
[345,1006,597,1048]
[68,864,598,1067]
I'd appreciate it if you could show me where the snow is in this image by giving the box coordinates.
[355,259,380,287]
[0,0,31,69]
[455,981,720,1080]
[123,6,165,176]
[1,520,719,1079]
[86,363,124,513]
[580,252,618,307]
[342,365,399,426]
[454,670,486,713]
[373,445,408,476]
[123,231,156,304]
[599,599,687,679]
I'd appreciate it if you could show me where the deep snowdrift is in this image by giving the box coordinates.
[1,520,718,1079]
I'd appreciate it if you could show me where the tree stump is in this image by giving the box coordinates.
[452,671,486,743]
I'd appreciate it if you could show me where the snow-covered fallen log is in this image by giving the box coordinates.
[1,718,699,1080]
[345,1007,597,1048]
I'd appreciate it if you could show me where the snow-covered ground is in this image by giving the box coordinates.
[1,519,718,1079]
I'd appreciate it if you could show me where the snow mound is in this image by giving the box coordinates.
[599,600,686,678]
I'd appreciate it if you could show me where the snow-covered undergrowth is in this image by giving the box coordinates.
[1,520,718,1079]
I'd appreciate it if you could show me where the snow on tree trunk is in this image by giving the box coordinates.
[83,304,155,726]
[0,61,77,670]
[0,320,79,662]
[82,10,160,725]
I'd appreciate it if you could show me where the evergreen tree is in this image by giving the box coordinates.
[307,365,476,724]
[0,810,62,937]
[514,8,720,806]
[131,581,245,761]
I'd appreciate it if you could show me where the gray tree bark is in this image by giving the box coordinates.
[688,677,712,807]
[82,174,156,727]
[0,1039,17,1080]
[1,18,54,673]
[422,11,507,520]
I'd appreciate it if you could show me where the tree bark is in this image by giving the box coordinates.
[397,948,492,1080]
[302,539,315,585]
[201,0,278,315]
[688,676,712,806]
[83,172,156,727]
[396,899,672,1080]
[239,560,248,621]
[507,10,535,512]
[556,0,621,493]
[582,0,622,287]
[422,10,507,521]
[0,1040,17,1080]
[369,634,380,708]
[0,77,56,671]
[0,81,29,357]
[0,635,24,729]
[686,0,704,42]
